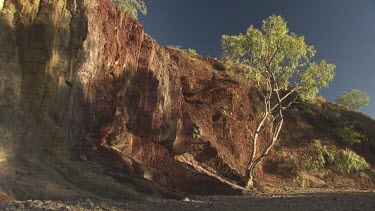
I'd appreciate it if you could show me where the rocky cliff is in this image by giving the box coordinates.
[0,0,374,201]
[0,0,247,200]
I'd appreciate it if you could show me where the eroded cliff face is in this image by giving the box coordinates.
[0,0,255,198]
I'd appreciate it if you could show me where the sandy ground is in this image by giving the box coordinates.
[1,190,374,210]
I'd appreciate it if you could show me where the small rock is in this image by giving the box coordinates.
[101,204,110,209]
[85,198,94,207]
[182,197,190,202]
[18,203,25,209]
[6,206,16,211]
[56,203,65,208]
[46,204,54,210]
[79,155,88,161]
[34,200,43,207]
[26,200,34,208]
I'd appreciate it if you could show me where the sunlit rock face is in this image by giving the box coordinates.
[0,0,249,195]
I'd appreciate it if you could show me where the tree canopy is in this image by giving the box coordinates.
[222,15,336,101]
[112,0,147,19]
[336,89,370,109]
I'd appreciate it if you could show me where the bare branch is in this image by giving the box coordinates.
[267,36,285,68]
[258,112,281,134]
[281,95,298,111]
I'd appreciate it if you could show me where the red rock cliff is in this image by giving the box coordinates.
[0,0,255,197]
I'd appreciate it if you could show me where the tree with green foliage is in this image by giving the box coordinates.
[336,89,370,109]
[112,0,147,19]
[221,15,336,188]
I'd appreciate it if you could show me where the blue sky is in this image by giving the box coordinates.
[139,0,375,117]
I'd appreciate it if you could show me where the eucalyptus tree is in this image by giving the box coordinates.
[221,15,336,188]
[336,89,370,109]
[112,0,147,19]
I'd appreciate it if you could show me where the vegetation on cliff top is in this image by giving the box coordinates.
[111,0,147,19]
[167,45,199,56]
[336,89,370,110]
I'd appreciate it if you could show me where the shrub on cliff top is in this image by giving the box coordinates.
[336,89,370,110]
[167,45,200,56]
[112,0,147,19]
